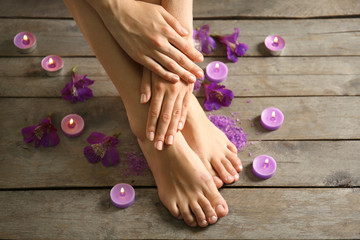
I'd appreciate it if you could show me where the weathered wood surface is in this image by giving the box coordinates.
[1,0,360,19]
[1,57,360,97]
[2,18,360,56]
[0,189,359,239]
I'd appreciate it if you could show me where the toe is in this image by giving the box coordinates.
[190,201,208,227]
[226,151,242,172]
[212,159,234,184]
[227,142,238,154]
[198,195,218,224]
[204,187,229,219]
[221,157,238,180]
[179,203,197,227]
[215,203,229,218]
[213,175,224,189]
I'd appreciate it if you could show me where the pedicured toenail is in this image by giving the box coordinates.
[148,132,154,141]
[209,215,217,224]
[227,175,234,182]
[201,220,208,226]
[234,173,239,181]
[215,204,225,213]
[191,221,197,227]
[155,141,163,150]
[239,165,243,171]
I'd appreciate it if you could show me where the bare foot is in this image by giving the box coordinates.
[182,95,243,188]
[137,132,228,227]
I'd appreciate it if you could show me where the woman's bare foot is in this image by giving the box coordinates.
[137,132,228,227]
[182,95,243,188]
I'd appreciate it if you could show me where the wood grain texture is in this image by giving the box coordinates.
[1,57,360,97]
[0,188,359,239]
[2,18,360,56]
[1,0,360,19]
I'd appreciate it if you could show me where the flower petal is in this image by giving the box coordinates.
[76,87,93,102]
[21,125,37,143]
[87,132,107,144]
[83,145,102,164]
[102,147,120,167]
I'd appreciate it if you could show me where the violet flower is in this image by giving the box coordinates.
[61,66,94,103]
[83,132,121,167]
[204,82,234,111]
[21,114,60,147]
[193,75,205,94]
[193,25,216,55]
[218,28,248,62]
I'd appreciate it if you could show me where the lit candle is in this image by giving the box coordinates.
[110,183,135,208]
[13,31,37,53]
[205,61,228,83]
[61,114,84,137]
[264,35,285,56]
[41,55,64,77]
[252,155,277,179]
[260,107,284,131]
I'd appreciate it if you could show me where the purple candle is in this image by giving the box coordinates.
[206,61,228,83]
[260,107,284,131]
[41,55,64,76]
[264,35,285,56]
[110,183,135,208]
[61,114,84,137]
[252,155,277,179]
[14,31,37,53]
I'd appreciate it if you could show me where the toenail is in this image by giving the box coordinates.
[209,215,217,223]
[234,173,239,181]
[155,141,163,150]
[201,220,207,226]
[239,165,243,171]
[190,221,197,227]
[149,132,154,141]
[166,135,174,145]
[216,204,225,213]
[227,175,234,182]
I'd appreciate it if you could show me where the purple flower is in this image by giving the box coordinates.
[218,28,248,62]
[21,115,60,147]
[61,66,94,103]
[193,25,216,55]
[83,132,120,167]
[204,82,234,111]
[193,75,205,93]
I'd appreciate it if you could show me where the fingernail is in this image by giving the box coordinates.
[239,165,243,171]
[178,122,183,130]
[155,141,163,150]
[172,75,179,82]
[188,75,196,83]
[181,27,189,35]
[201,220,207,226]
[234,173,239,181]
[140,94,146,103]
[166,135,174,145]
[209,215,217,223]
[197,70,204,79]
[197,54,204,62]
[148,132,154,141]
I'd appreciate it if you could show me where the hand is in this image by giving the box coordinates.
[140,67,193,150]
[89,0,204,83]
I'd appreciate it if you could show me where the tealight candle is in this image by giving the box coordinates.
[61,114,84,137]
[41,55,64,77]
[205,61,228,83]
[264,35,286,56]
[260,107,284,130]
[13,31,37,53]
[252,155,277,179]
[110,183,135,208]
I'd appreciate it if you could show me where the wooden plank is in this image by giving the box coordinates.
[1,0,360,19]
[1,57,360,97]
[2,18,360,56]
[0,189,359,239]
[0,97,359,188]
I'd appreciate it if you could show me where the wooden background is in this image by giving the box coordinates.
[0,0,359,239]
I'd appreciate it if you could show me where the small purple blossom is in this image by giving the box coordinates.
[83,132,120,167]
[21,114,60,147]
[193,74,205,94]
[61,66,94,103]
[204,82,234,111]
[193,25,216,55]
[218,28,248,62]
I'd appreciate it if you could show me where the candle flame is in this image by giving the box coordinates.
[272,111,275,118]
[49,58,54,65]
[264,158,269,168]
[69,118,74,125]
[23,34,28,42]
[274,37,278,44]
[215,63,219,69]
[120,187,125,195]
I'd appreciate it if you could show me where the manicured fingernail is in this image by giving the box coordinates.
[148,132,154,141]
[201,220,207,226]
[234,173,239,181]
[140,94,146,103]
[166,135,174,145]
[181,27,189,35]
[188,75,196,83]
[155,141,163,150]
[239,165,243,171]
[197,70,204,78]
[209,215,217,223]
[197,54,204,62]
[178,122,183,130]
[172,75,179,82]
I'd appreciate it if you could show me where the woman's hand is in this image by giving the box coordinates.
[88,0,204,83]
[140,67,193,150]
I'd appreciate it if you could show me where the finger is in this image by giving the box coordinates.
[141,56,179,83]
[146,82,165,142]
[164,91,184,146]
[140,68,151,103]
[153,51,197,84]
[154,90,177,150]
[159,7,189,36]
[168,34,204,63]
[178,91,191,131]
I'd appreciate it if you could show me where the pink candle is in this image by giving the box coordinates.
[252,155,277,179]
[110,183,135,208]
[41,55,64,77]
[61,114,84,137]
[264,35,286,56]
[260,107,284,131]
[13,31,37,53]
[206,61,228,83]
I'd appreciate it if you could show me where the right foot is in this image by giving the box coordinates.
[137,133,228,227]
